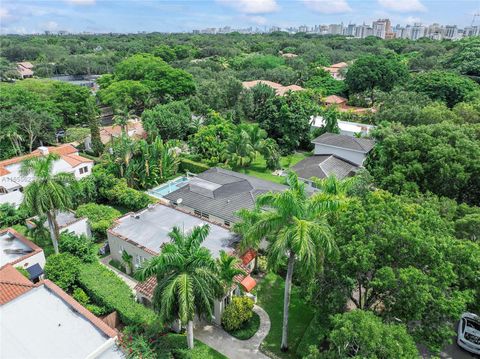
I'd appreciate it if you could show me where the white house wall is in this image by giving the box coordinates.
[62,218,92,238]
[15,251,46,270]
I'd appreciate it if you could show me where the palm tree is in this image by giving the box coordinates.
[216,250,246,293]
[20,154,74,254]
[136,225,221,349]
[121,250,134,275]
[113,108,133,135]
[26,215,50,247]
[236,172,350,352]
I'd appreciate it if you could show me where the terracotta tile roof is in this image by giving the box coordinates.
[135,276,158,299]
[241,249,256,266]
[18,62,34,69]
[242,80,304,97]
[0,264,36,305]
[99,121,146,144]
[0,144,91,175]
[43,279,117,338]
[239,275,257,292]
[324,95,348,104]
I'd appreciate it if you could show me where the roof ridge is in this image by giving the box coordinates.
[0,280,36,288]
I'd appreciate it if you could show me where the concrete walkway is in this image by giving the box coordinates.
[194,305,271,359]
[99,255,138,292]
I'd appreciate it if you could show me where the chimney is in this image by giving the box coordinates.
[37,146,49,156]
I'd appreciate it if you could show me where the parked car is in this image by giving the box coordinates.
[458,312,480,355]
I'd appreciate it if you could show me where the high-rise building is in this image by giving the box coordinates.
[372,19,392,39]
[444,25,458,39]
[410,23,426,40]
[329,24,344,35]
[345,24,356,36]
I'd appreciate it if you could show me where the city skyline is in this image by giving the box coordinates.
[1,0,479,35]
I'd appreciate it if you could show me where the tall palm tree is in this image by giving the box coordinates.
[20,154,74,254]
[216,250,246,294]
[26,215,50,247]
[113,108,133,135]
[136,225,221,349]
[236,172,350,352]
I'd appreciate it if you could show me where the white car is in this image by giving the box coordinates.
[458,312,480,355]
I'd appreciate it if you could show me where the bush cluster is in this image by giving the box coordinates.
[75,203,121,239]
[77,262,155,326]
[44,253,81,291]
[221,296,254,331]
[59,232,97,262]
[179,158,210,174]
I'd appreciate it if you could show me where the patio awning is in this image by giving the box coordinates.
[240,275,256,292]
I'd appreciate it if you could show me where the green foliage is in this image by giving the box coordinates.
[221,296,254,331]
[75,203,121,239]
[77,262,155,325]
[231,54,285,70]
[152,44,176,62]
[224,311,260,340]
[345,54,409,104]
[65,127,90,143]
[44,253,81,291]
[179,158,210,174]
[142,101,194,140]
[305,68,346,95]
[72,287,90,306]
[309,310,418,359]
[409,70,480,107]
[448,37,480,77]
[368,122,480,206]
[0,203,29,228]
[15,266,31,279]
[97,80,150,112]
[58,232,97,262]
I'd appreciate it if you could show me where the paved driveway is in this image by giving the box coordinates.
[194,305,271,359]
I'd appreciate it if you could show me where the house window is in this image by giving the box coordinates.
[79,166,89,174]
[119,245,125,255]
[135,255,142,268]
[223,294,231,308]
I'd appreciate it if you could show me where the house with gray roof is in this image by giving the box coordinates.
[291,154,359,185]
[311,132,375,166]
[164,167,288,226]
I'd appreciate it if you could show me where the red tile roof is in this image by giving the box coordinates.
[135,276,158,299]
[0,264,36,305]
[0,144,91,175]
[240,275,257,292]
[242,80,304,96]
[241,249,256,266]
[324,95,348,104]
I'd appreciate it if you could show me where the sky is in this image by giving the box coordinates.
[1,0,479,34]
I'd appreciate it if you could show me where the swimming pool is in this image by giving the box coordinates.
[148,176,190,198]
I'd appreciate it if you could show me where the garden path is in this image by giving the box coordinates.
[193,305,271,359]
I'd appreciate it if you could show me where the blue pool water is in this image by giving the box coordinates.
[148,176,190,198]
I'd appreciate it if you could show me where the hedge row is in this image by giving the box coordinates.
[77,262,155,326]
[179,158,210,174]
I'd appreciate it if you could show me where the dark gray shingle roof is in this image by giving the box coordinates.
[311,132,375,153]
[164,168,288,222]
[291,155,359,180]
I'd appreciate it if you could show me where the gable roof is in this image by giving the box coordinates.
[291,155,359,180]
[324,95,348,104]
[312,132,375,153]
[0,144,92,176]
[0,264,36,305]
[164,168,288,222]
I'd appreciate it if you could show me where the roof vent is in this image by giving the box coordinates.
[37,146,49,156]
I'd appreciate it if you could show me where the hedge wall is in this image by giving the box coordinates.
[179,158,210,174]
[77,262,155,326]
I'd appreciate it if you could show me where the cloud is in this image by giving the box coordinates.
[303,0,352,14]
[404,16,421,24]
[42,21,60,31]
[377,0,426,13]
[245,15,268,25]
[217,0,279,14]
[64,0,96,5]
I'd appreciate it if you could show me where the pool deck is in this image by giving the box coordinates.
[148,176,191,199]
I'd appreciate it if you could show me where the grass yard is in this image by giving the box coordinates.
[236,152,311,184]
[256,272,315,358]
[192,340,227,359]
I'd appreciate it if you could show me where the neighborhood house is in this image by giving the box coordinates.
[0,264,122,359]
[0,144,93,207]
[26,210,92,238]
[242,80,304,96]
[107,202,257,324]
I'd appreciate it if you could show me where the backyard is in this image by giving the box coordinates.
[236,152,311,184]
[256,272,316,358]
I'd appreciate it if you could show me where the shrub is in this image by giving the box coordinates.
[102,178,153,211]
[59,232,97,262]
[75,203,121,239]
[77,262,154,326]
[0,203,29,228]
[44,253,80,291]
[73,287,90,306]
[221,296,254,331]
[15,266,31,280]
[179,158,210,174]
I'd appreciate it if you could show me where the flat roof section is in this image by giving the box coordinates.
[110,204,239,258]
[0,285,123,359]
[0,231,33,267]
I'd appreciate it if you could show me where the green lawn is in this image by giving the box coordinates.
[256,272,315,358]
[236,152,311,184]
[193,340,227,359]
[224,311,261,340]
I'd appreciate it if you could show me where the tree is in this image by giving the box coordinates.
[235,173,348,351]
[216,250,245,292]
[20,154,74,254]
[367,122,480,206]
[152,45,176,62]
[136,225,221,349]
[44,253,81,291]
[409,70,480,108]
[122,250,134,275]
[448,37,480,77]
[142,101,194,141]
[345,54,409,104]
[313,190,477,353]
[98,80,150,113]
[307,310,418,359]
[26,215,51,248]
